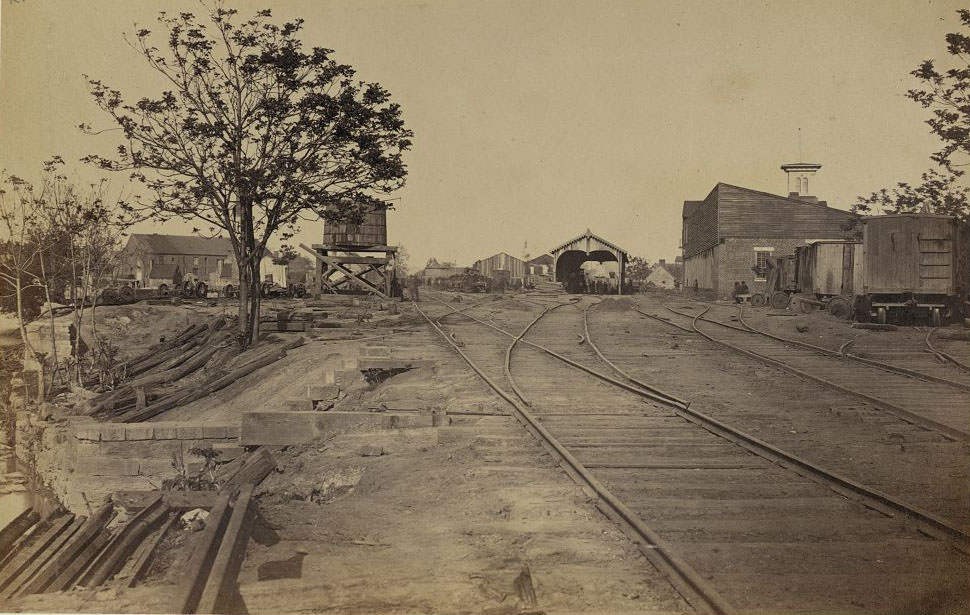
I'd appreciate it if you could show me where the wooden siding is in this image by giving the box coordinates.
[682,196,717,259]
[863,215,970,296]
[797,241,861,296]
[715,184,856,239]
[683,246,717,290]
[473,253,526,280]
[323,205,388,247]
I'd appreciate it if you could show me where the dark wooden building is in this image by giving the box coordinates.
[472,252,527,284]
[682,165,856,299]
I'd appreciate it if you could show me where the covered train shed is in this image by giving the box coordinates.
[551,229,629,295]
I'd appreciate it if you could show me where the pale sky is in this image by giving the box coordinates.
[0,0,963,270]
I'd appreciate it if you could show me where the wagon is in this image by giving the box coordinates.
[861,214,970,326]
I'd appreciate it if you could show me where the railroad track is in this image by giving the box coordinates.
[417,293,969,615]
[683,298,970,388]
[926,327,970,373]
[642,300,969,442]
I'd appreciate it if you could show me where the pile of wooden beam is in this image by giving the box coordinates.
[1,480,264,613]
[88,317,305,423]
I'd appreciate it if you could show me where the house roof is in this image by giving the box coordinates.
[527,253,554,266]
[129,234,234,256]
[713,182,837,209]
[682,200,704,217]
[654,261,683,281]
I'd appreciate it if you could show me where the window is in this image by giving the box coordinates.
[753,249,773,281]
[193,257,199,266]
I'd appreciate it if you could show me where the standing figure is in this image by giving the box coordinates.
[407,276,420,302]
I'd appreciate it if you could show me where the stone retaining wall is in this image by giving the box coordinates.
[15,413,239,514]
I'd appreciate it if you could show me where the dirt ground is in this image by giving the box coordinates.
[9,287,967,614]
[7,293,696,614]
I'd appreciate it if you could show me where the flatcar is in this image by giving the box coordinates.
[860,214,970,326]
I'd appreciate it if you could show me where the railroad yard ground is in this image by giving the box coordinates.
[2,288,969,614]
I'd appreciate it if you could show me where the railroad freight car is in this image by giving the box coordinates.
[861,214,970,325]
[790,240,863,317]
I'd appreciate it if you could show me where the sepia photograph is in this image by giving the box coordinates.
[0,0,968,613]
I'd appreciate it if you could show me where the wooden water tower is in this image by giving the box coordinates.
[302,202,397,298]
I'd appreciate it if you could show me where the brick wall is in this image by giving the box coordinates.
[716,238,806,299]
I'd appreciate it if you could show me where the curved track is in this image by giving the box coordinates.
[417,292,969,615]
[645,300,969,441]
[694,299,970,388]
[926,328,970,373]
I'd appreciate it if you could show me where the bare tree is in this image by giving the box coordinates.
[38,165,127,386]
[0,173,52,395]
[83,4,412,346]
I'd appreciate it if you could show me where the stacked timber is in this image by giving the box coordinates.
[87,316,305,422]
[0,481,264,611]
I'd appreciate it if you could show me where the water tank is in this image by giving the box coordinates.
[322,203,388,248]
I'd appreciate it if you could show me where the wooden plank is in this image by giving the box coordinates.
[224,449,275,489]
[312,243,398,253]
[358,357,434,370]
[46,531,112,593]
[124,514,177,587]
[260,321,308,332]
[83,500,171,587]
[170,493,232,614]
[17,503,114,596]
[197,486,256,614]
[115,491,218,512]
[114,491,219,512]
[78,497,162,587]
[2,516,85,600]
[0,508,39,556]
[0,514,75,592]
[316,255,389,265]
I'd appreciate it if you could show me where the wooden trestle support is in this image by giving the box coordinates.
[299,243,396,299]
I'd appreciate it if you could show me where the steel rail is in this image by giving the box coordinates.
[412,300,735,615]
[584,303,970,551]
[423,295,688,408]
[653,304,970,442]
[737,303,969,391]
[429,294,970,549]
[674,299,969,391]
[926,328,970,373]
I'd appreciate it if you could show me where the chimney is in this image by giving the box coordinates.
[781,162,822,202]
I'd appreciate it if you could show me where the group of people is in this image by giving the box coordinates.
[731,281,750,304]
[564,271,617,295]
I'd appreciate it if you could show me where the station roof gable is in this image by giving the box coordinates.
[550,230,629,258]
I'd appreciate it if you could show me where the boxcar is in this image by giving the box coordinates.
[796,241,863,297]
[861,214,970,325]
